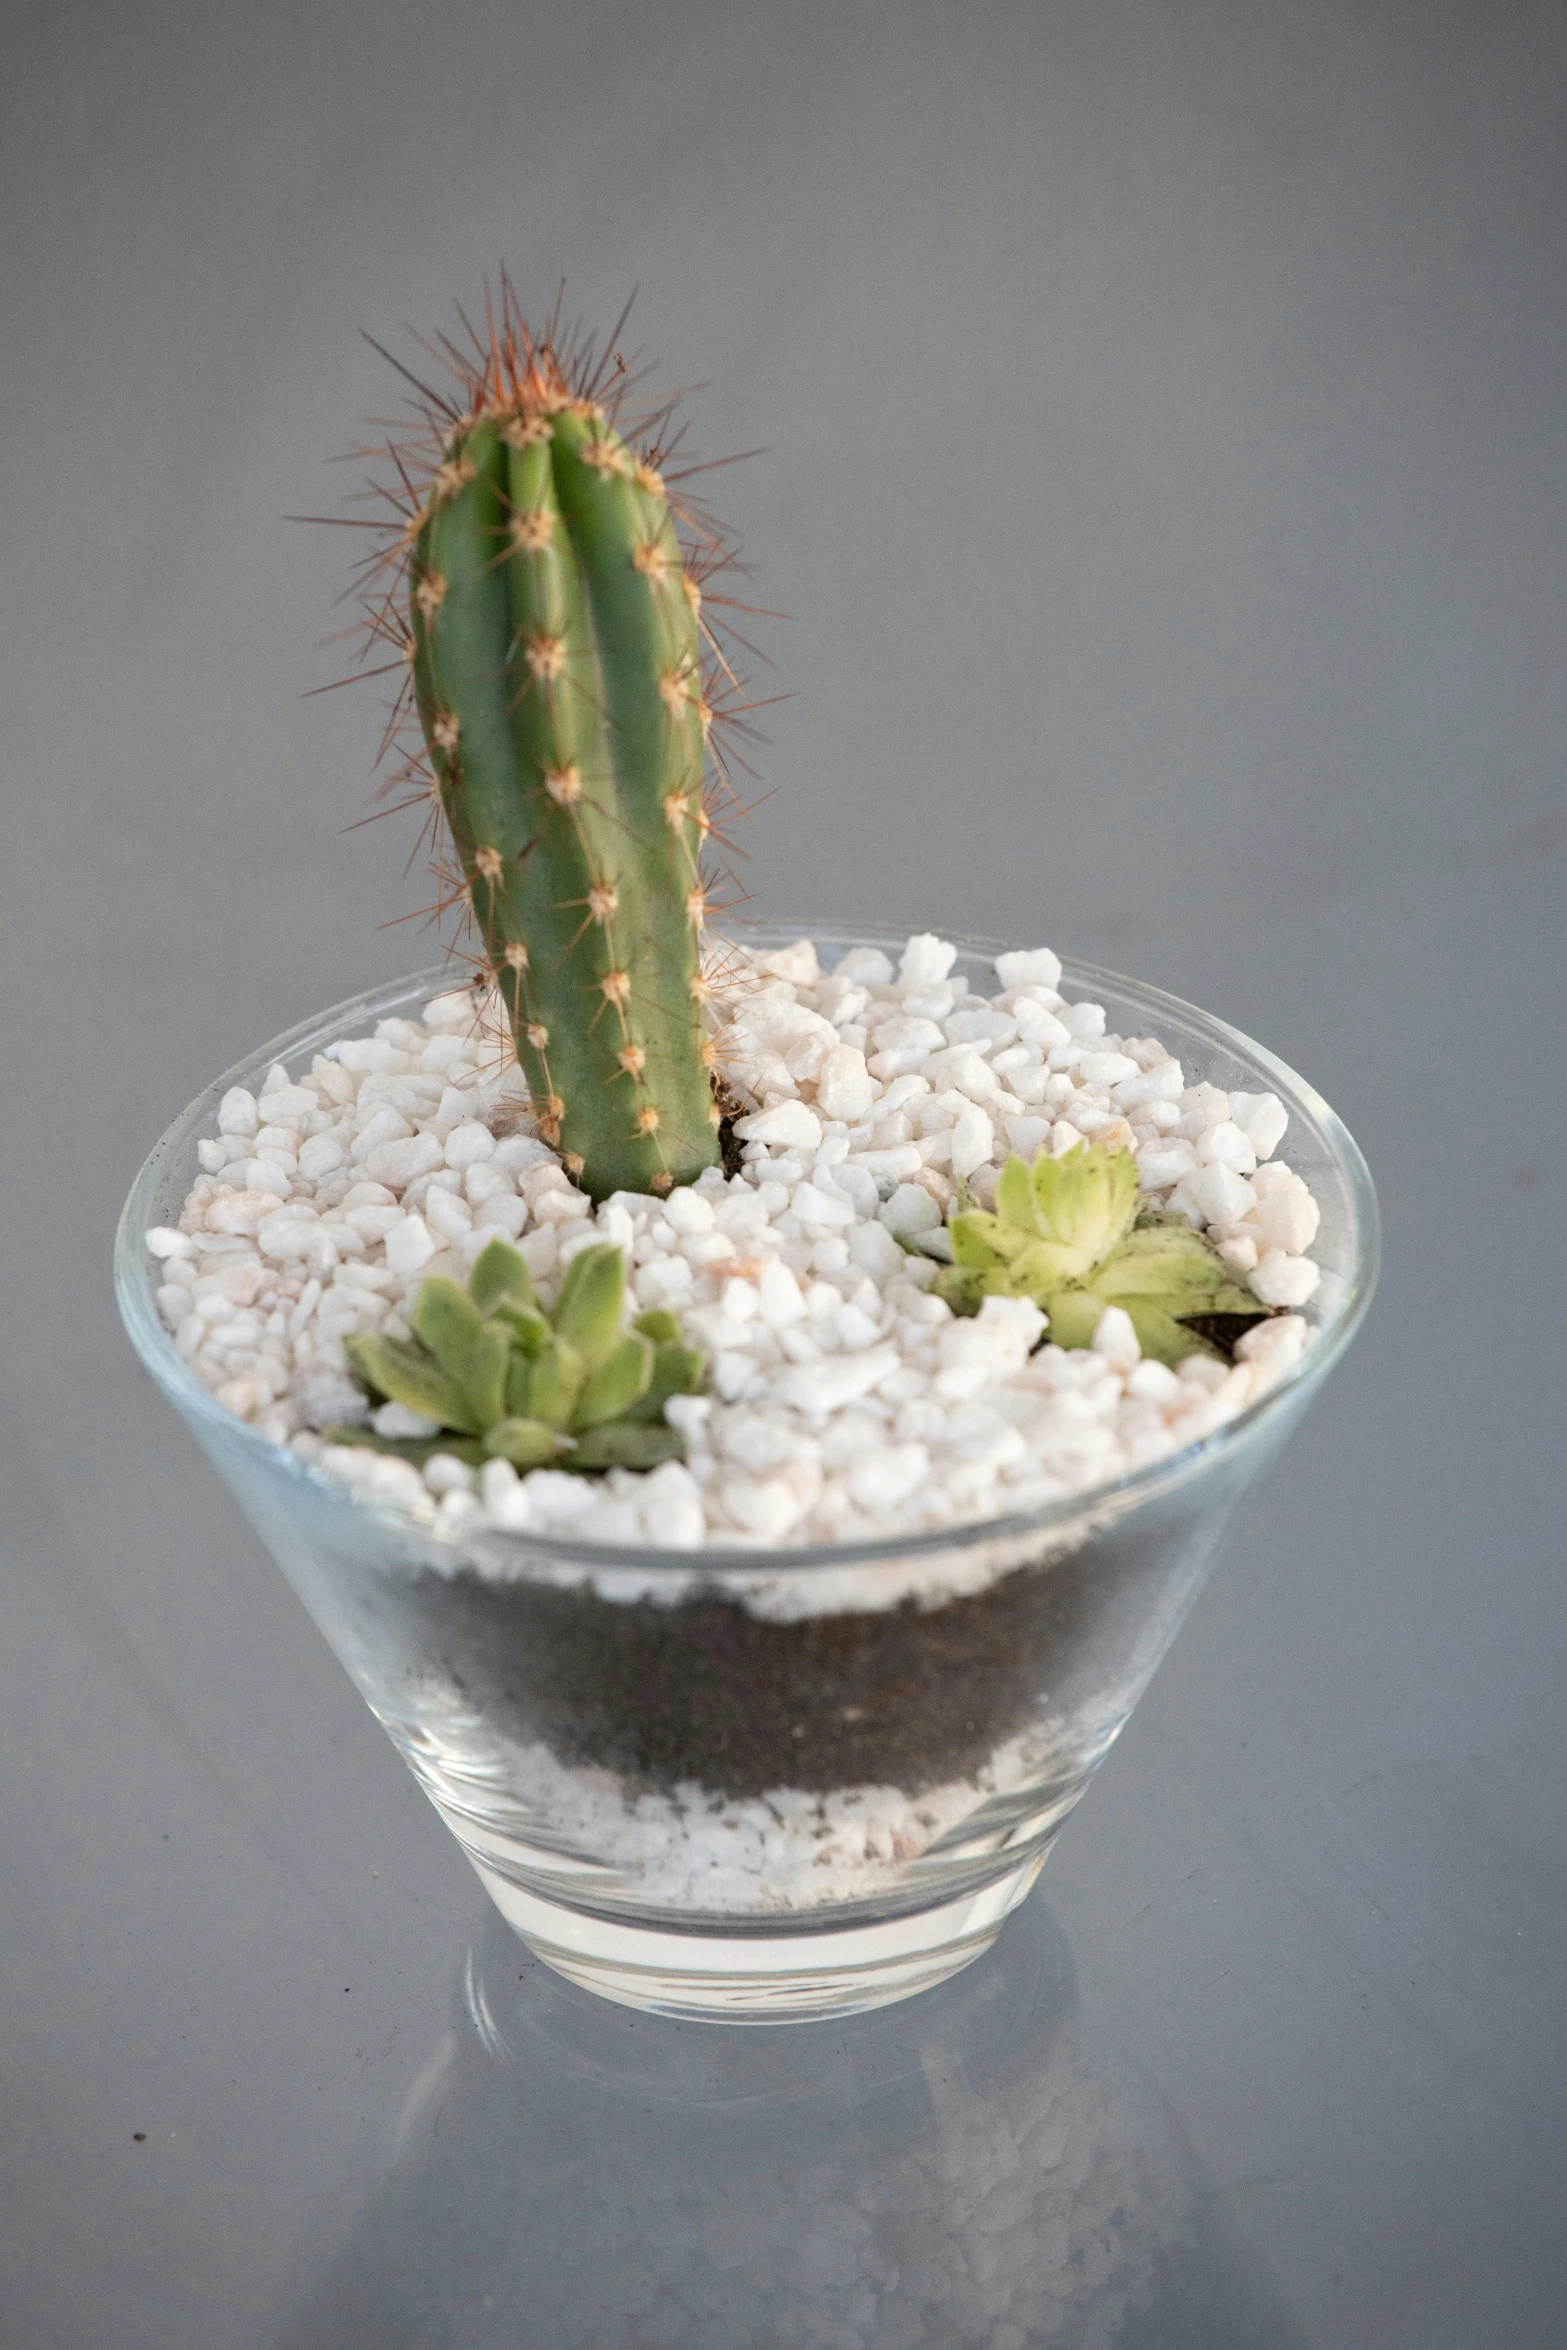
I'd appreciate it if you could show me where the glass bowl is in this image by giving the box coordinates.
[116,923,1379,2023]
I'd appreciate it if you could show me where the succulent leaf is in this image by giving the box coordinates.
[626,1340,708,1423]
[1035,1289,1105,1352]
[1030,1142,1139,1276]
[569,1422,687,1473]
[551,1242,626,1362]
[459,1321,512,1429]
[503,1346,534,1419]
[937,1140,1271,1366]
[493,1300,552,1357]
[1090,1224,1259,1313]
[481,1417,564,1470]
[521,1339,584,1430]
[319,1426,488,1470]
[469,1238,536,1316]
[340,1238,706,1477]
[573,1332,655,1428]
[343,1332,480,1434]
[410,1276,485,1376]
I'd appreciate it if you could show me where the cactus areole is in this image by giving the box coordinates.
[359,295,735,1201]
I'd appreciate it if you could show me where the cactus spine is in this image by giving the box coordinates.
[399,310,723,1200]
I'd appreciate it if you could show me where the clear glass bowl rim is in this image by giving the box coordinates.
[115,918,1380,1577]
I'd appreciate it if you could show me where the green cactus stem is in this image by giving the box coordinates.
[402,325,725,1204]
[935,1141,1271,1366]
[330,1237,705,1474]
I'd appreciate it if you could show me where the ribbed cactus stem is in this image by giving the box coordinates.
[410,391,719,1199]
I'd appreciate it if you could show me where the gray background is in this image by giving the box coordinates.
[3,1,1563,2341]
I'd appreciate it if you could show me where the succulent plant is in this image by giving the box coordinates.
[330,287,759,1203]
[330,1237,704,1473]
[935,1141,1269,1365]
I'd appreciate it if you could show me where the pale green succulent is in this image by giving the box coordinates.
[329,1236,704,1473]
[935,1141,1267,1366]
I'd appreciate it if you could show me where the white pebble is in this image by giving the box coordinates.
[640,1460,706,1547]
[1013,999,1071,1048]
[384,1213,438,1275]
[1197,1120,1259,1176]
[491,1134,555,1175]
[424,1185,473,1245]
[480,1458,536,1532]
[1136,1138,1198,1189]
[779,1344,899,1412]
[362,1132,447,1190]
[525,1471,596,1524]
[261,1083,320,1124]
[1113,1061,1183,1109]
[205,1188,284,1237]
[950,1101,996,1180]
[898,933,958,990]
[239,1159,291,1198]
[217,1087,259,1138]
[372,1400,442,1438]
[829,1161,881,1217]
[472,1193,527,1238]
[256,1211,323,1263]
[444,1120,496,1170]
[847,1219,905,1281]
[146,1227,194,1261]
[935,1298,1043,1397]
[792,1179,856,1231]
[1188,1163,1258,1227]
[846,1443,930,1512]
[1003,1114,1053,1159]
[725,1471,812,1540]
[360,1457,428,1506]
[732,1100,822,1149]
[638,1254,695,1308]
[1249,1252,1322,1309]
[297,1134,347,1181]
[1236,1313,1309,1377]
[469,1162,518,1208]
[529,1186,589,1226]
[1229,1091,1289,1158]
[1090,1304,1140,1365]
[345,1203,401,1243]
[754,1258,807,1327]
[924,1046,1002,1103]
[831,946,894,985]
[1079,1050,1140,1087]
[994,948,1062,991]
[878,1184,941,1237]
[663,1186,715,1234]
[423,1452,476,1495]
[815,1045,874,1122]
[1252,1187,1321,1255]
[517,1225,558,1282]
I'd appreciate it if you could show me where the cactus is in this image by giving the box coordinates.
[330,1237,705,1473]
[331,289,754,1201]
[935,1142,1270,1365]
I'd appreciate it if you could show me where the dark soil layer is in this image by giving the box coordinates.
[381,1500,1205,1800]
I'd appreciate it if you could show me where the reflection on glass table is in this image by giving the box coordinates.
[279,1893,1305,2348]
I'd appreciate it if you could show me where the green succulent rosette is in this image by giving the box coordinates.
[328,1237,705,1473]
[935,1141,1269,1366]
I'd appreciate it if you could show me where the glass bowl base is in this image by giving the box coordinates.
[471,1851,1048,2025]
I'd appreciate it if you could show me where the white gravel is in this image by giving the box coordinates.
[149,934,1324,1552]
[490,1721,1086,1914]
